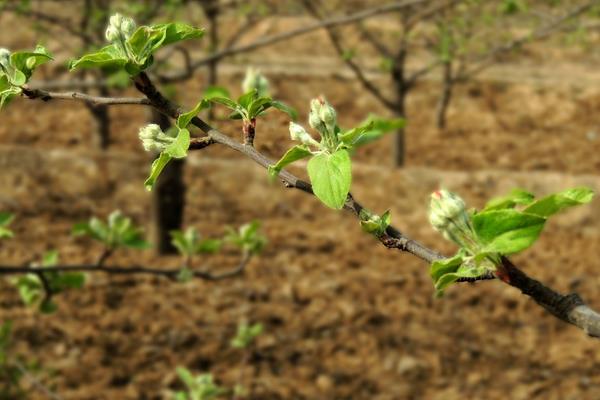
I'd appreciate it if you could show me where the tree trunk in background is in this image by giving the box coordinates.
[436,61,453,130]
[150,109,185,254]
[391,46,408,167]
[89,86,111,149]
[201,0,220,120]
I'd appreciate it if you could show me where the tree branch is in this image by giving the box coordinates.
[458,1,595,81]
[18,69,600,337]
[160,0,427,82]
[21,87,151,106]
[130,71,600,338]
[301,0,399,110]
[0,253,252,282]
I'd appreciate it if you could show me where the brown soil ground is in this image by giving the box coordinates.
[2,5,600,400]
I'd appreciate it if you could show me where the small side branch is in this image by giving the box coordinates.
[21,87,150,107]
[0,254,252,282]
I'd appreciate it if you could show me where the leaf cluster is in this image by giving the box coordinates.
[431,187,594,295]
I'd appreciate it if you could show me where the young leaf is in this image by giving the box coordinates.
[0,212,14,238]
[484,188,535,211]
[472,210,546,254]
[203,85,230,99]
[68,44,129,71]
[351,116,405,147]
[430,252,464,282]
[144,152,172,191]
[270,100,297,120]
[177,100,209,129]
[268,145,312,178]
[208,96,239,110]
[523,187,594,218]
[10,45,52,79]
[307,150,352,210]
[197,239,222,254]
[165,128,190,159]
[237,89,257,109]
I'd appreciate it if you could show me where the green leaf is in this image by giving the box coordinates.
[41,250,59,267]
[10,45,52,79]
[430,252,464,282]
[128,23,203,66]
[523,187,594,218]
[472,210,546,254]
[209,96,238,110]
[237,90,257,109]
[175,367,196,389]
[247,96,272,119]
[165,128,190,159]
[0,227,13,238]
[177,101,209,129]
[484,188,535,211]
[10,69,26,86]
[197,239,222,254]
[69,44,129,71]
[341,115,405,147]
[144,152,172,191]
[203,85,230,99]
[307,150,352,210]
[0,212,14,227]
[158,22,204,46]
[270,100,297,120]
[268,145,312,178]
[429,251,491,296]
[359,209,391,236]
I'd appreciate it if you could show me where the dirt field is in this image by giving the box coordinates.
[2,6,600,400]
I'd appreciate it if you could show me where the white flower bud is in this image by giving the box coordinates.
[308,98,325,131]
[105,26,120,42]
[0,48,10,70]
[318,99,337,134]
[429,189,478,251]
[242,67,269,97]
[109,13,124,31]
[138,124,174,152]
[120,17,136,39]
[289,122,319,147]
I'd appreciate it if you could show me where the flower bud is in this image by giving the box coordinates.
[138,124,174,152]
[0,48,10,71]
[109,13,124,31]
[429,189,478,251]
[105,26,120,42]
[242,67,269,97]
[120,17,136,39]
[289,122,319,147]
[318,99,337,134]
[308,98,325,131]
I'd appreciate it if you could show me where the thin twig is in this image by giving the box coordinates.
[160,0,427,82]
[0,253,252,282]
[21,87,150,106]
[301,0,398,110]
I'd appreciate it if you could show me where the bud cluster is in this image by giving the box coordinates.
[308,97,338,152]
[288,97,341,153]
[242,67,269,97]
[105,13,136,58]
[138,124,175,152]
[428,189,478,252]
